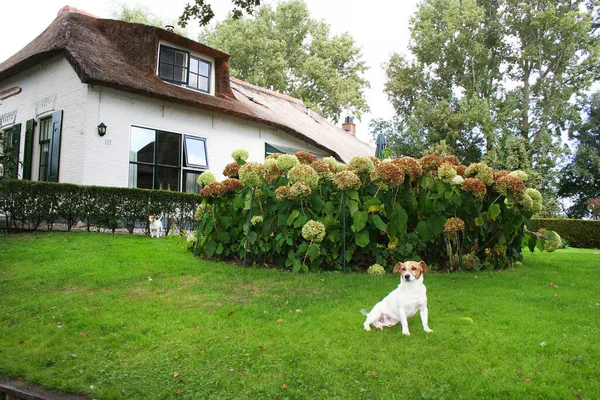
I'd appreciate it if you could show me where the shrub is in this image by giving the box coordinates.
[0,179,199,234]
[192,155,541,272]
[530,218,600,249]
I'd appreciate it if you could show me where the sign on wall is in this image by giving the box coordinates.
[35,94,57,116]
[0,110,17,128]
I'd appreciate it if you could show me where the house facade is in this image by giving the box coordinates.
[0,7,373,193]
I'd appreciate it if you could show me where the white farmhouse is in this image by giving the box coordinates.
[0,6,373,193]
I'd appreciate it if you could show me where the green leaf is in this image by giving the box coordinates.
[294,214,308,228]
[452,196,462,206]
[475,217,484,227]
[287,210,300,226]
[205,240,217,257]
[219,216,232,230]
[311,195,325,213]
[323,201,335,215]
[248,231,257,244]
[417,220,430,241]
[292,258,302,273]
[371,214,387,232]
[233,195,244,210]
[219,231,231,243]
[355,229,370,247]
[216,243,224,255]
[352,211,368,232]
[489,204,501,219]
[346,190,360,201]
[307,243,320,262]
[346,199,359,216]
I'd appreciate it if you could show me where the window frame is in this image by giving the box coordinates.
[188,55,212,94]
[158,45,190,86]
[183,135,209,169]
[129,126,208,193]
[38,116,52,182]
[158,43,214,95]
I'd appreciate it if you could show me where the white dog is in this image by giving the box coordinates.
[362,260,433,336]
[148,215,163,238]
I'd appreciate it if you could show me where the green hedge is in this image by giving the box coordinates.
[0,179,200,234]
[531,218,600,249]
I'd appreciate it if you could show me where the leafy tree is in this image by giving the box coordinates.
[179,0,260,28]
[380,0,600,207]
[558,91,600,218]
[199,0,370,123]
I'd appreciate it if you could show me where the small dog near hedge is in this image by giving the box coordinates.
[361,261,433,335]
[148,215,163,238]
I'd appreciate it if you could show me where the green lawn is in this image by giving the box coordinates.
[0,232,598,399]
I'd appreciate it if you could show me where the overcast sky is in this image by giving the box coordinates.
[0,0,419,144]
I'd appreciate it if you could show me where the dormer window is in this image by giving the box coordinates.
[158,44,212,94]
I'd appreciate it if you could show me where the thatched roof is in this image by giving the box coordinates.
[0,9,374,162]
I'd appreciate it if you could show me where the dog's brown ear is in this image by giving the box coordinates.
[419,261,429,273]
[392,262,404,274]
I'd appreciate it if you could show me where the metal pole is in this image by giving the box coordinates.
[243,186,256,267]
[342,191,346,274]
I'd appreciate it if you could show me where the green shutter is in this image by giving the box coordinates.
[48,110,63,182]
[10,124,21,179]
[23,119,34,180]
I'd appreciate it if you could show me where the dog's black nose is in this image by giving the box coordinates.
[404,274,411,281]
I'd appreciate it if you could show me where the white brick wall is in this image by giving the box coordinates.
[0,56,87,182]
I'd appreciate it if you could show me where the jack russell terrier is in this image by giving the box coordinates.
[362,261,433,336]
[148,215,163,238]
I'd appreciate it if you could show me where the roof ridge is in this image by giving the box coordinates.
[230,77,304,105]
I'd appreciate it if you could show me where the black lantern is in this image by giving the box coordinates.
[97,122,107,137]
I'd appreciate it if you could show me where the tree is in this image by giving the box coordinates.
[558,91,600,218]
[179,0,260,28]
[199,0,370,123]
[381,0,600,208]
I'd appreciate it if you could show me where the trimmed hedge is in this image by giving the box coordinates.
[0,179,200,234]
[531,218,600,249]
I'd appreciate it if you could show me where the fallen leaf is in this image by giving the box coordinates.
[173,373,179,378]
[553,294,558,298]
[241,370,248,376]
[523,378,531,383]
[550,281,558,288]
[281,384,288,390]
[296,309,302,313]
[277,318,283,323]
[175,391,181,396]
[459,317,474,323]
[258,346,265,350]
[228,310,236,316]
[371,371,378,377]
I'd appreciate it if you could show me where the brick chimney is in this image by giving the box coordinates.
[342,116,356,136]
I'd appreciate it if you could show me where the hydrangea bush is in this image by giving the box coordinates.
[192,150,543,272]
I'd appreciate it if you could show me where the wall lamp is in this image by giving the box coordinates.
[97,122,107,137]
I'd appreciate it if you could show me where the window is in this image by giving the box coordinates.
[38,117,52,181]
[189,56,211,93]
[0,124,22,179]
[158,46,189,85]
[129,126,208,193]
[158,45,212,93]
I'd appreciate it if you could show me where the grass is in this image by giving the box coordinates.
[0,232,599,399]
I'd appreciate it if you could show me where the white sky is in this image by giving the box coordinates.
[0,0,419,144]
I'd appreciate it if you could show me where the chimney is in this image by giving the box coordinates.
[342,115,356,136]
